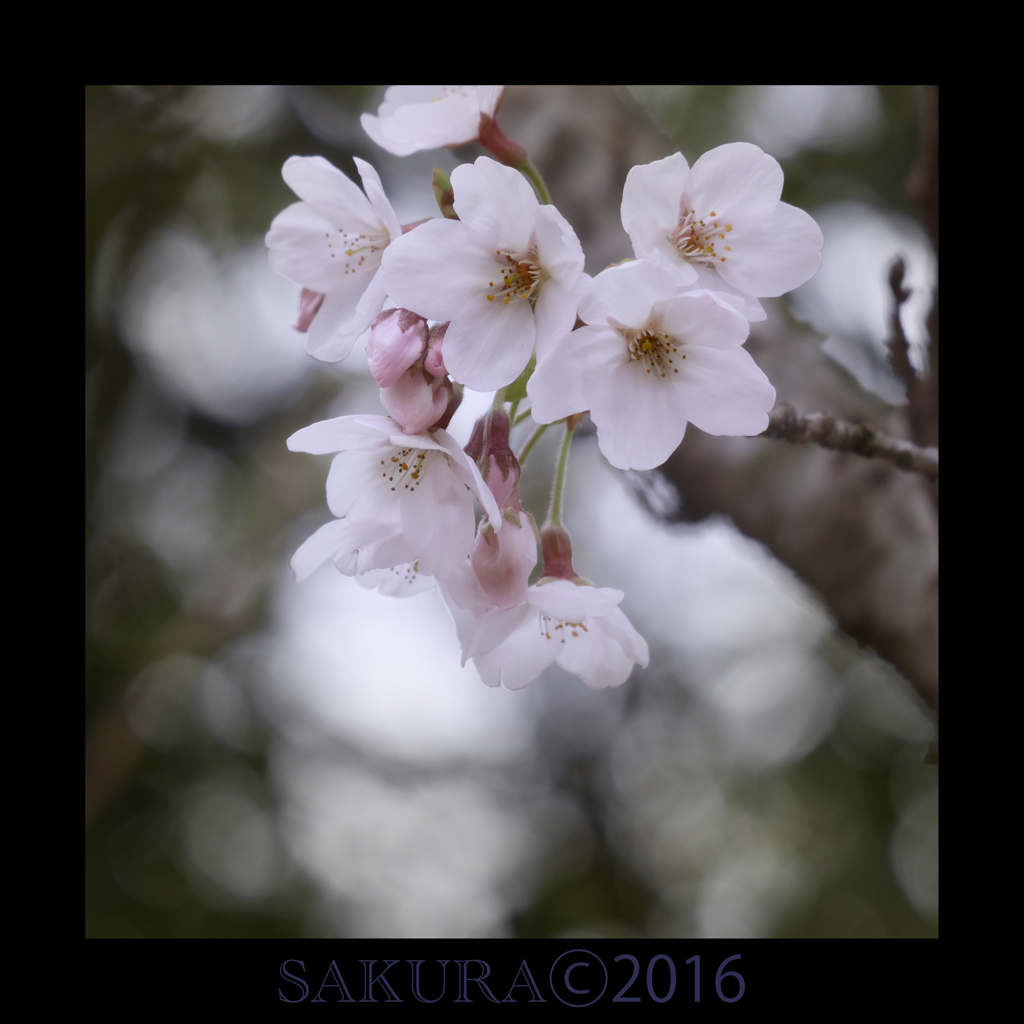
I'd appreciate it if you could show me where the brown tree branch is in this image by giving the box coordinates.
[762,401,938,481]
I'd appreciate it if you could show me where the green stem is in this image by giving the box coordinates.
[490,386,508,410]
[517,158,552,206]
[545,425,575,527]
[517,422,550,466]
[508,397,521,426]
[513,406,533,427]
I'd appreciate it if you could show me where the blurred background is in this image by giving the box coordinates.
[85,85,938,938]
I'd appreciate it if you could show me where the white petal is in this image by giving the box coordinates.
[671,345,776,436]
[655,290,751,349]
[532,279,582,363]
[598,607,650,668]
[304,287,376,362]
[620,153,691,235]
[353,157,402,241]
[361,112,421,157]
[441,293,535,392]
[528,325,622,424]
[578,260,679,329]
[451,157,538,254]
[528,580,623,622]
[684,143,783,231]
[439,573,492,660]
[281,156,380,235]
[473,616,560,690]
[287,414,391,455]
[392,93,483,148]
[327,448,396,518]
[717,201,823,297]
[591,365,692,471]
[533,204,585,290]
[290,519,353,581]
[379,220,494,321]
[555,614,642,689]
[476,86,505,117]
[689,265,766,322]
[398,455,476,577]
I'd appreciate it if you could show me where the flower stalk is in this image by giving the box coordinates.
[517,422,549,467]
[545,424,575,528]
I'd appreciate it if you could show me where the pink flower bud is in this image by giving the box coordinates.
[431,382,462,431]
[291,289,325,333]
[424,322,448,378]
[366,308,429,388]
[469,410,521,509]
[470,512,538,609]
[380,368,451,435]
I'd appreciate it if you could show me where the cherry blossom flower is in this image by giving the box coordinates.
[266,156,401,362]
[442,525,648,690]
[361,86,506,157]
[467,580,649,690]
[287,415,499,583]
[527,260,775,471]
[621,144,823,318]
[379,157,586,391]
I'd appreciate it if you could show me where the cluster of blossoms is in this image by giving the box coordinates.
[267,86,823,692]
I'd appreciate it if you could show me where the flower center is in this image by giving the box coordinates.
[486,249,547,307]
[381,560,427,585]
[325,228,388,277]
[379,446,430,493]
[539,612,588,643]
[668,208,733,266]
[625,327,684,378]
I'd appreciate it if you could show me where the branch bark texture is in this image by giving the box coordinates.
[762,402,938,480]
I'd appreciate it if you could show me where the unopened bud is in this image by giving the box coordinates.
[366,308,429,388]
[470,409,521,509]
[431,380,462,431]
[380,368,450,435]
[425,322,447,378]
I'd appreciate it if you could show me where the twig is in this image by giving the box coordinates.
[887,258,916,394]
[888,257,939,451]
[761,402,938,480]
